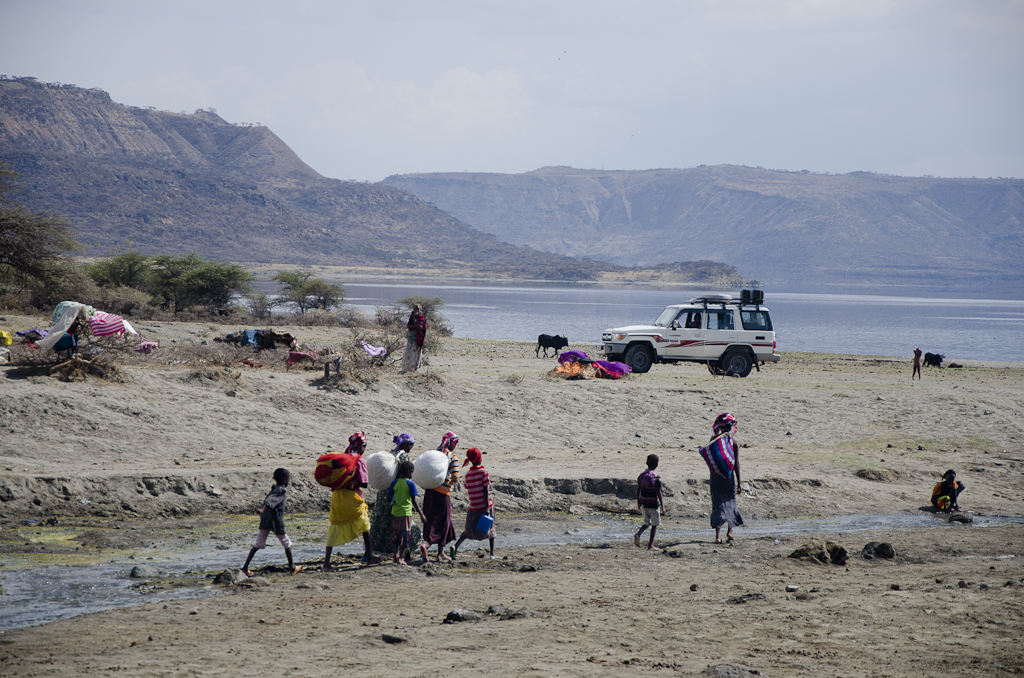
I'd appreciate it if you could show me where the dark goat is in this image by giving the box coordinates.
[923,352,944,367]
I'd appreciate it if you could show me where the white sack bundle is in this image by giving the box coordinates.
[412,449,449,490]
[366,451,398,491]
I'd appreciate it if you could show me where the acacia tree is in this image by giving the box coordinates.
[84,247,153,290]
[272,270,345,313]
[0,162,82,303]
[150,253,253,313]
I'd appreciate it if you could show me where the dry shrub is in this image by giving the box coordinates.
[502,374,526,385]
[185,367,243,385]
[49,353,126,383]
[156,340,256,368]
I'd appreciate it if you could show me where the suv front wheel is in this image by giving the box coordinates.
[720,349,753,378]
[625,344,654,374]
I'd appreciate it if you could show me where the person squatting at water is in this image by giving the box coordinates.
[451,447,496,559]
[634,454,666,551]
[243,468,305,576]
[931,469,966,512]
[322,432,382,570]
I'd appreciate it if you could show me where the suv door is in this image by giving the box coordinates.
[704,308,737,358]
[663,309,705,360]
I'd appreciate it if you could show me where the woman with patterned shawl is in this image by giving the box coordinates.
[322,431,382,570]
[402,305,427,372]
[422,431,460,561]
[708,413,743,544]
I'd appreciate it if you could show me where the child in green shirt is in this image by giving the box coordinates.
[389,461,427,565]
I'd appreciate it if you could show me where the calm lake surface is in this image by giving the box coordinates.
[331,281,1024,363]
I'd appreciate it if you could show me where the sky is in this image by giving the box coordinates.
[2,0,1023,182]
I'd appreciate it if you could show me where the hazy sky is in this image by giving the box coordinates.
[3,1,1022,181]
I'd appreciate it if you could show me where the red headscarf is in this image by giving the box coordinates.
[462,447,482,467]
[440,431,459,452]
[345,431,367,454]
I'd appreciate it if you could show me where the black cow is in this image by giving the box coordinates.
[923,352,944,367]
[536,334,569,358]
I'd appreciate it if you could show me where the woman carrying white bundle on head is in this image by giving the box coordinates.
[419,431,460,562]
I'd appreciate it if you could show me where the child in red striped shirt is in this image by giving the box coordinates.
[452,447,495,559]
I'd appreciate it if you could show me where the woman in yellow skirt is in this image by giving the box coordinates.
[322,432,383,570]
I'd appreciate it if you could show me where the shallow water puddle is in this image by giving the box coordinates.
[1,512,1020,631]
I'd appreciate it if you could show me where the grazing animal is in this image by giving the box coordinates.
[536,334,569,358]
[923,352,944,368]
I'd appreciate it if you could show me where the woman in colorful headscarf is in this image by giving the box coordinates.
[401,305,427,372]
[421,431,460,561]
[709,413,743,544]
[370,433,418,552]
[322,431,382,570]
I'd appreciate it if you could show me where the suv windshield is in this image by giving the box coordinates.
[654,307,681,327]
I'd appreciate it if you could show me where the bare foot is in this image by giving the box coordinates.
[365,555,384,565]
[290,565,306,575]
[320,565,334,572]
[435,554,452,562]
[633,533,641,548]
[242,569,254,577]
[395,558,407,566]
[648,545,661,551]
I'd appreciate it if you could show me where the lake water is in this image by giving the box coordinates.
[330,281,1024,363]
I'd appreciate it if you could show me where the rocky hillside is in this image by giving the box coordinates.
[0,77,610,280]
[384,165,1024,291]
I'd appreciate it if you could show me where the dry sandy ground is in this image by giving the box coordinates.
[1,314,1023,676]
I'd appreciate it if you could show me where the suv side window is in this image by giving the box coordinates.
[707,310,734,330]
[740,310,772,331]
[684,311,702,329]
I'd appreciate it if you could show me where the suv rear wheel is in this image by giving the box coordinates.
[721,350,753,378]
[625,344,654,374]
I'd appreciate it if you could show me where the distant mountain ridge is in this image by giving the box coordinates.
[384,165,1024,291]
[0,77,615,280]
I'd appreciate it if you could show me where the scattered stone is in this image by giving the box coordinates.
[381,634,407,644]
[979,583,989,590]
[213,569,247,585]
[238,577,271,588]
[690,583,698,591]
[501,608,538,620]
[862,542,897,559]
[518,564,539,572]
[890,583,900,590]
[129,564,168,578]
[918,445,925,451]
[45,517,59,526]
[568,505,591,515]
[702,663,766,677]
[793,591,815,601]
[445,608,484,623]
[486,605,507,616]
[727,593,766,604]
[855,469,897,482]
[958,580,969,588]
[788,539,848,565]
[949,513,973,524]
[785,584,799,593]
[419,562,439,576]
[664,548,684,558]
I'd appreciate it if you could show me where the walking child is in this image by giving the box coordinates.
[389,460,428,564]
[243,468,305,576]
[634,454,666,550]
[451,447,495,559]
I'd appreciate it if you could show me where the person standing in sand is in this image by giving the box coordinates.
[322,432,382,571]
[389,460,428,565]
[422,431,460,562]
[243,468,305,576]
[402,305,427,372]
[370,433,417,552]
[913,348,922,380]
[451,447,496,559]
[634,454,666,550]
[708,413,743,544]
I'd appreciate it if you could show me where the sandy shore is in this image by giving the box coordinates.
[0,315,1022,676]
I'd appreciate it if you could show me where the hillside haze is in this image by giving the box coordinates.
[0,78,615,280]
[384,166,1024,292]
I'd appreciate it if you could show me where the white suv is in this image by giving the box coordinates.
[598,291,780,376]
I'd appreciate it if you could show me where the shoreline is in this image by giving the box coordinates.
[1,320,1022,675]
